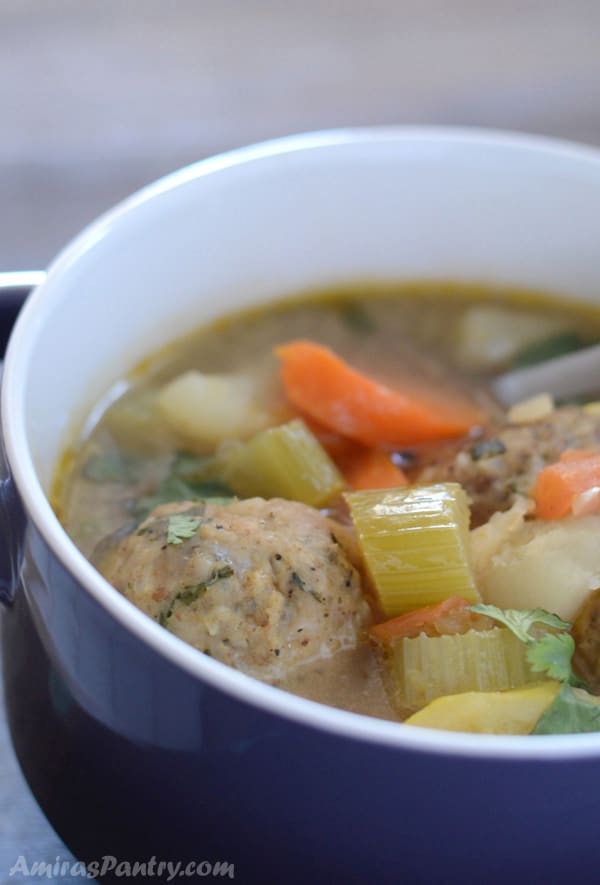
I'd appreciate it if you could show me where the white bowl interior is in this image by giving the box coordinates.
[7,127,600,757]
[14,128,600,487]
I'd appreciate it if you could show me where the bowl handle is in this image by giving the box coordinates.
[0,272,45,606]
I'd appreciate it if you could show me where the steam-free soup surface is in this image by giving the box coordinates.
[54,284,600,729]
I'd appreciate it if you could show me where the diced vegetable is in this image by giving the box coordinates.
[453,305,566,371]
[294,414,363,460]
[405,682,560,734]
[222,419,345,507]
[369,596,486,642]
[385,627,541,711]
[276,340,483,446]
[571,588,600,692]
[507,393,554,425]
[340,447,408,491]
[345,483,479,616]
[156,370,275,450]
[533,449,600,519]
[104,388,174,454]
[470,511,600,621]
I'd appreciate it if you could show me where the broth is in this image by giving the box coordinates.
[53,283,600,728]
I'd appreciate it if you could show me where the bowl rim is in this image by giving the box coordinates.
[6,124,600,761]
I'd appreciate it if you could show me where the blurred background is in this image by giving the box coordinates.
[2,0,600,271]
[2,0,600,874]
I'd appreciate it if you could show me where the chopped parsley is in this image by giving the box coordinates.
[470,604,570,645]
[166,514,202,545]
[159,565,234,627]
[290,569,324,603]
[132,473,233,521]
[533,683,600,734]
[527,632,576,683]
[470,603,600,734]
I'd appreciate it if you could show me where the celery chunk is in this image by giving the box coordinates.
[386,627,541,711]
[345,483,478,617]
[222,419,345,507]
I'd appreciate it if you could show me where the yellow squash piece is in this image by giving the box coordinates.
[405,682,561,734]
[345,483,478,617]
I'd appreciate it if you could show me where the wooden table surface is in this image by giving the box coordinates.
[2,0,600,877]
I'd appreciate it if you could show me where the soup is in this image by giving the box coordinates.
[53,283,600,734]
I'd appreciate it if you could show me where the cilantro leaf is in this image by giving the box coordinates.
[526,632,575,682]
[469,604,571,644]
[158,565,234,627]
[533,683,600,735]
[166,514,201,545]
[132,474,233,521]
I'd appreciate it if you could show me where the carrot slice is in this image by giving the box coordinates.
[340,448,408,491]
[288,406,407,489]
[369,596,473,642]
[291,411,362,460]
[276,340,483,446]
[533,449,600,519]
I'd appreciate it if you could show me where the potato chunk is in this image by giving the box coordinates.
[157,370,273,449]
[471,511,600,621]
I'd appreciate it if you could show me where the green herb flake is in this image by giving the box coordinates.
[469,603,600,733]
[338,301,376,335]
[533,683,600,735]
[526,632,575,683]
[290,569,323,603]
[132,473,234,521]
[159,565,234,627]
[469,604,571,644]
[166,514,202,545]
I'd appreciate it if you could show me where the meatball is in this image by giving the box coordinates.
[96,497,371,681]
[572,588,600,694]
[418,406,600,526]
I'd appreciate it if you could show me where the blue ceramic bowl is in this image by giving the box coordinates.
[4,130,600,885]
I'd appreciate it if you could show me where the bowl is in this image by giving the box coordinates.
[3,128,600,884]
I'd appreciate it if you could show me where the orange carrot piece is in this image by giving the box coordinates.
[340,448,408,491]
[369,596,471,642]
[533,449,600,519]
[288,405,407,489]
[291,411,362,460]
[276,340,483,446]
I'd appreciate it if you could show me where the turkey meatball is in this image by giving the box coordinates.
[96,497,370,681]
